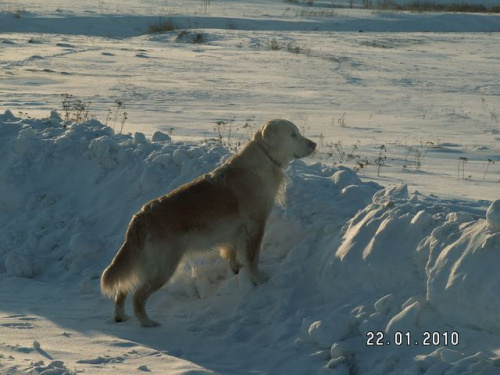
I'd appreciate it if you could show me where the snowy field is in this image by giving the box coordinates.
[1,0,500,374]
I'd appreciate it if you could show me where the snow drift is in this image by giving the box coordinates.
[1,110,499,374]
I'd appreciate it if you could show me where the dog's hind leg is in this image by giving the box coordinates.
[133,244,182,327]
[114,291,129,322]
[133,278,166,327]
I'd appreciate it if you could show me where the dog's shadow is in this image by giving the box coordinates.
[92,266,279,374]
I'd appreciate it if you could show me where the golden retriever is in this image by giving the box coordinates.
[101,119,316,327]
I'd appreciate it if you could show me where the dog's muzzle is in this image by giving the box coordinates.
[295,140,317,158]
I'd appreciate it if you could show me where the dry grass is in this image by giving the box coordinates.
[148,19,176,34]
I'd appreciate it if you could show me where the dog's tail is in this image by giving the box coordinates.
[101,212,147,298]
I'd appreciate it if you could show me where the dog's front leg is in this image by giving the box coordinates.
[243,222,268,285]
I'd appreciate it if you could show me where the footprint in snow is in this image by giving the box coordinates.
[4,314,38,321]
[27,360,70,375]
[110,340,137,348]
[56,43,75,48]
[1,322,35,329]
[76,356,125,364]
[7,344,33,353]
[1,314,38,329]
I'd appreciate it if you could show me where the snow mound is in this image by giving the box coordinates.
[316,183,499,373]
[425,211,500,333]
[321,183,435,294]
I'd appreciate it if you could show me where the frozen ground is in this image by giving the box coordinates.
[1,1,500,374]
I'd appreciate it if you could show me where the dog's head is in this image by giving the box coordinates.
[253,119,316,166]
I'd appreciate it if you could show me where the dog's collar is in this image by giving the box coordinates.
[255,141,282,168]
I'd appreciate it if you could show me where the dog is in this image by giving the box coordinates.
[101,119,316,327]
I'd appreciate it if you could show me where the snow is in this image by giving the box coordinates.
[486,200,500,231]
[1,0,500,374]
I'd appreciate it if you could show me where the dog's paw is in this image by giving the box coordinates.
[139,317,161,328]
[114,314,129,323]
[250,270,269,285]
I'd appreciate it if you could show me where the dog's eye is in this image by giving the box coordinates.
[291,133,297,138]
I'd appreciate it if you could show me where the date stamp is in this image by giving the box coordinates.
[366,331,459,347]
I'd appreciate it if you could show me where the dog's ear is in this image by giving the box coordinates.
[252,128,264,142]
[259,122,278,148]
